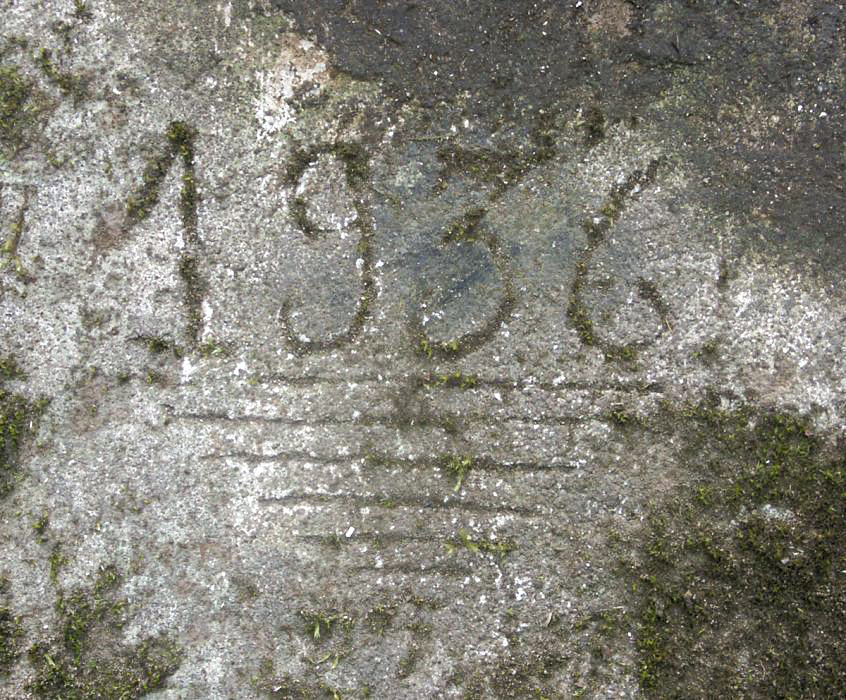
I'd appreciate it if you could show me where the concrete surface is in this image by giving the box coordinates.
[1,1,845,698]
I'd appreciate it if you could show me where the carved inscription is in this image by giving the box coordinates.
[109,125,670,361]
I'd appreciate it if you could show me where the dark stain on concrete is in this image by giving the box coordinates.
[269,0,846,270]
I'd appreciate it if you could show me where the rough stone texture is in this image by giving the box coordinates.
[1,1,845,698]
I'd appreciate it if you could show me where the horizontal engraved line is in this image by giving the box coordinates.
[298,532,444,544]
[348,562,472,576]
[200,451,364,463]
[258,492,536,515]
[185,374,665,394]
[176,413,375,426]
[364,454,580,472]
[255,373,384,385]
[203,451,579,472]
[174,412,600,426]
[433,378,664,394]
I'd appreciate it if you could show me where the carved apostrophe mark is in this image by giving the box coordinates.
[409,207,516,361]
[567,158,669,364]
[281,142,375,355]
[121,121,205,344]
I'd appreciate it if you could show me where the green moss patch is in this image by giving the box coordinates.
[458,649,566,699]
[0,356,23,381]
[35,48,87,102]
[1,187,34,280]
[445,530,514,561]
[197,339,230,358]
[299,609,354,644]
[441,455,474,492]
[629,402,846,698]
[1,380,47,499]
[178,253,204,343]
[0,577,23,676]
[0,64,34,154]
[27,564,181,698]
[441,207,486,244]
[32,513,49,543]
[583,105,606,147]
[260,673,347,700]
[129,334,182,357]
[415,372,479,390]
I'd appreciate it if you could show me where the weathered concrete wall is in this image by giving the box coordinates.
[1,1,845,698]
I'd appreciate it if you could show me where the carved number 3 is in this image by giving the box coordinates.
[283,145,517,360]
